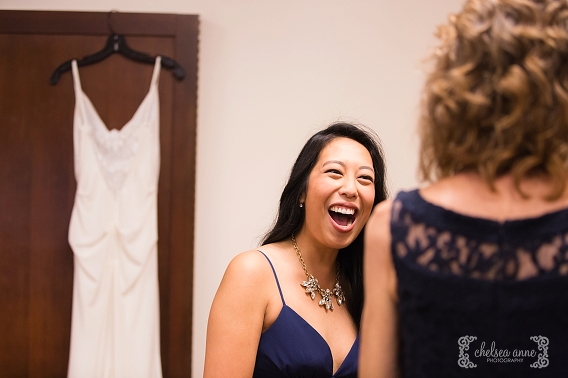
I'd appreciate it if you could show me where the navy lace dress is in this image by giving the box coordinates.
[253,251,359,378]
[391,190,568,378]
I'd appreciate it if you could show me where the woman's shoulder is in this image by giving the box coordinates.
[368,198,394,227]
[211,249,277,316]
[366,199,394,257]
[222,243,288,283]
[223,249,273,280]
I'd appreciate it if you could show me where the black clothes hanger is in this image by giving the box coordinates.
[49,34,185,85]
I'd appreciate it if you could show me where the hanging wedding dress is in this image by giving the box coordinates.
[67,57,163,378]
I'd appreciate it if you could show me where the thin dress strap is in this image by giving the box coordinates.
[71,60,82,93]
[150,56,161,87]
[257,250,285,305]
[71,60,87,121]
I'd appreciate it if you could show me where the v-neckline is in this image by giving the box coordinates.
[283,304,358,376]
[71,58,160,136]
[76,76,156,137]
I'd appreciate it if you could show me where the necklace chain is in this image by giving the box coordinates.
[291,234,345,310]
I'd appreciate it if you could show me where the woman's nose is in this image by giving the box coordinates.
[339,178,357,198]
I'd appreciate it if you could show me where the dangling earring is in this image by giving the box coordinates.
[299,202,304,208]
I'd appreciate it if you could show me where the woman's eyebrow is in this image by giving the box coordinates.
[323,160,346,167]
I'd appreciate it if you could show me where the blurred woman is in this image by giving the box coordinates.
[360,1,568,377]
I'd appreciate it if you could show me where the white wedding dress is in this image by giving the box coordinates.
[67,57,163,378]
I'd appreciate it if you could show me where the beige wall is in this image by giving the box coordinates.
[2,0,463,376]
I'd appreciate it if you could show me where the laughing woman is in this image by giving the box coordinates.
[204,122,388,378]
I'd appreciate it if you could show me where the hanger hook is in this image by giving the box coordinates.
[107,9,119,35]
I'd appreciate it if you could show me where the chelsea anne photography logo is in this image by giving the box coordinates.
[458,335,549,369]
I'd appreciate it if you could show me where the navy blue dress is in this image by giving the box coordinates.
[391,190,568,378]
[253,251,359,378]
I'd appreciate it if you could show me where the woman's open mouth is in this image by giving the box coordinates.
[328,205,357,227]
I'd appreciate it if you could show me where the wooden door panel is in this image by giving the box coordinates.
[0,32,76,376]
[0,82,32,374]
[0,11,197,377]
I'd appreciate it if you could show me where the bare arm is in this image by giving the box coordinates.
[359,199,400,378]
[204,251,271,378]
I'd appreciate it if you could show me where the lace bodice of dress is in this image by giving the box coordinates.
[91,124,140,192]
[391,192,568,282]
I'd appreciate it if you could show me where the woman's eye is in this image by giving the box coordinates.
[358,175,375,183]
[326,169,342,176]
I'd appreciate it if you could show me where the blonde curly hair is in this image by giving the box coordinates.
[419,0,568,199]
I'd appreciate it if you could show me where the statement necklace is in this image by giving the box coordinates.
[291,234,346,310]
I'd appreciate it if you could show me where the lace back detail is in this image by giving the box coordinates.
[392,197,568,281]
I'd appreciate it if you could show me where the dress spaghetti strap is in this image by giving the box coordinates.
[150,56,161,87]
[257,250,286,306]
[71,60,81,91]
[71,60,87,123]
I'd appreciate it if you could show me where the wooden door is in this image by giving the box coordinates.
[0,10,197,377]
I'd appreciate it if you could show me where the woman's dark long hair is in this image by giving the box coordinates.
[261,122,388,328]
